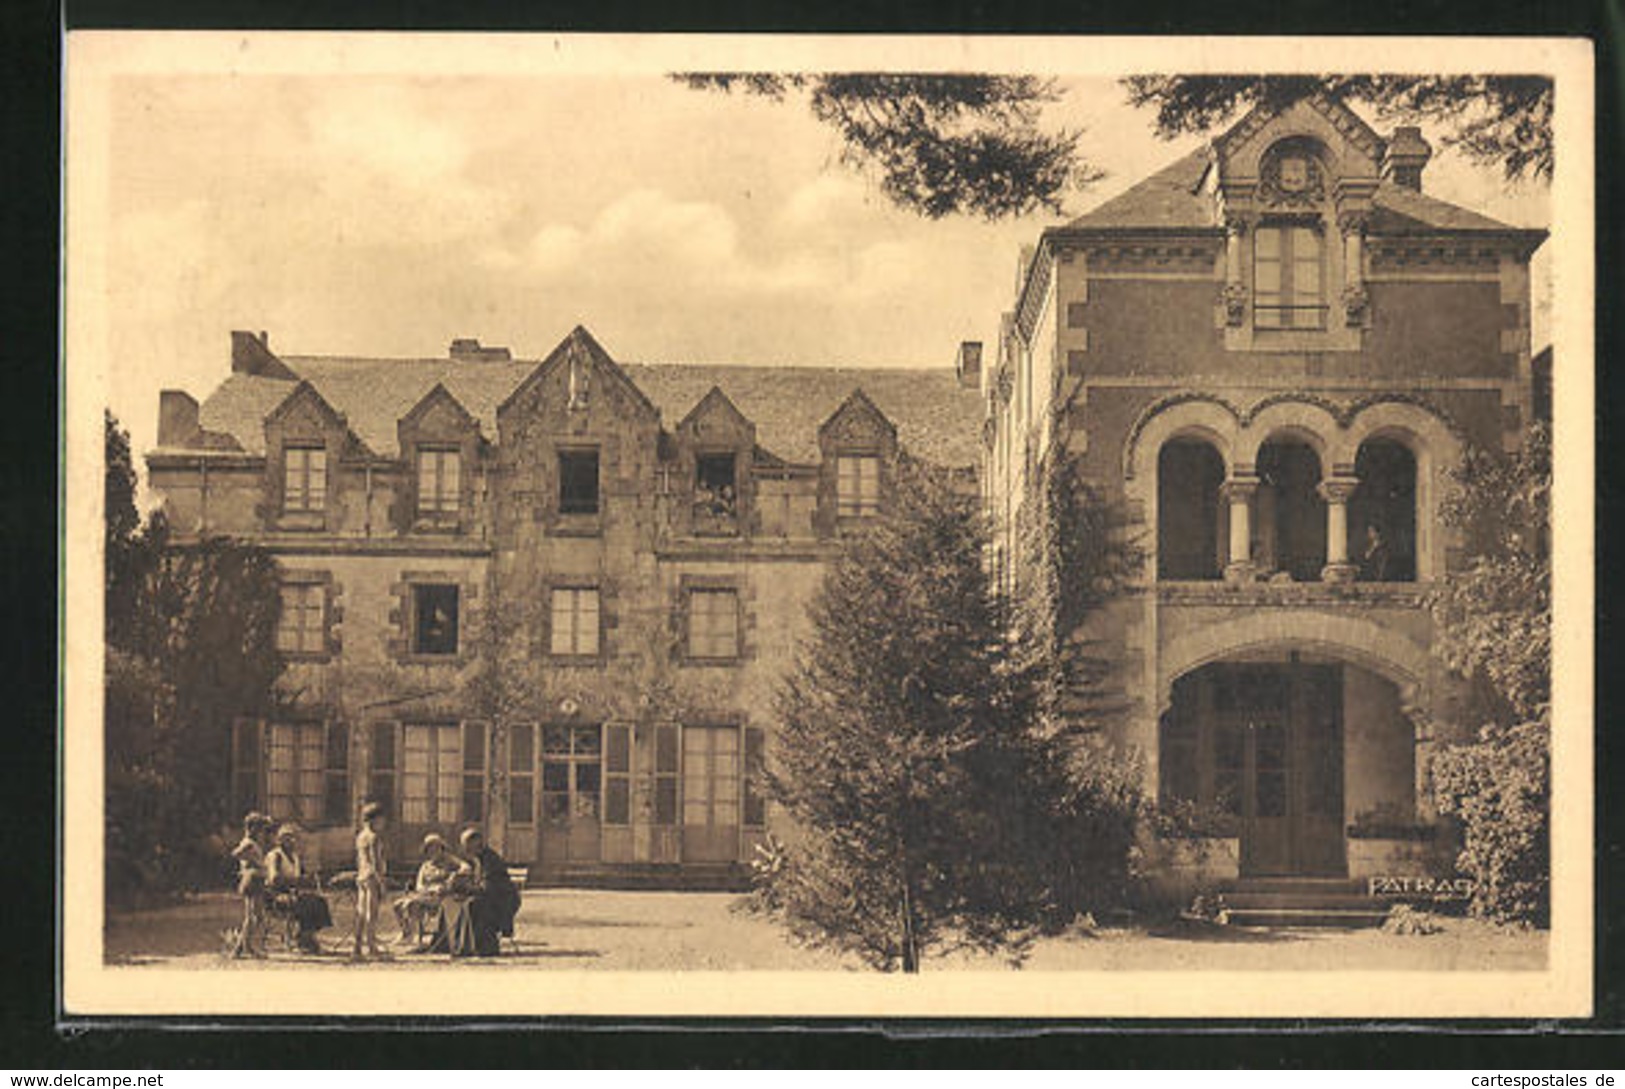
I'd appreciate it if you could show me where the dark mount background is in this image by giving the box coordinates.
[4,0,1618,1067]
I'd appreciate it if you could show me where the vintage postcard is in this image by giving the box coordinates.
[63,32,1594,1018]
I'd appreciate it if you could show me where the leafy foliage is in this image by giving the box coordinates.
[755,456,1145,969]
[673,73,1100,220]
[104,412,285,906]
[1428,423,1551,925]
[1123,74,1554,182]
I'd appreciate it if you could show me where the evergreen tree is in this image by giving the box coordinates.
[757,458,1088,971]
[104,412,284,904]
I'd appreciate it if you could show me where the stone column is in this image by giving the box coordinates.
[1338,210,1370,326]
[1318,477,1360,583]
[1221,214,1250,326]
[1221,475,1259,584]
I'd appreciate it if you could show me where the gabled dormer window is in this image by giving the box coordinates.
[836,454,881,518]
[283,444,327,513]
[1254,224,1325,330]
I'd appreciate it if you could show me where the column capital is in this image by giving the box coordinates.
[1336,208,1372,236]
[1316,477,1360,504]
[1221,475,1260,503]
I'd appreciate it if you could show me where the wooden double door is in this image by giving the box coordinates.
[1166,661,1346,877]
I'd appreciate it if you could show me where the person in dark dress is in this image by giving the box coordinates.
[460,827,520,956]
[265,823,333,954]
[1358,522,1397,582]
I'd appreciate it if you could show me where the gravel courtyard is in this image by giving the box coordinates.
[103,889,1547,972]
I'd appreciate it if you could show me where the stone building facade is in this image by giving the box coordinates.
[979,94,1545,889]
[148,326,982,882]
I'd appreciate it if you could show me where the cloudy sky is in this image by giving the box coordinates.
[90,47,1552,475]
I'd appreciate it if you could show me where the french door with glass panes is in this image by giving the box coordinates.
[373,721,486,852]
[539,724,603,863]
[681,725,741,862]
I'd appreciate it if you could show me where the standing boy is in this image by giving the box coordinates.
[352,800,388,961]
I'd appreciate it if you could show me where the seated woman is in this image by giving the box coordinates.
[392,833,465,949]
[461,827,521,957]
[265,823,333,954]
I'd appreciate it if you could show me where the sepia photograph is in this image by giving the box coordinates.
[61,32,1594,1018]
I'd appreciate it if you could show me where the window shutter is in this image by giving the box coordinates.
[231,717,262,819]
[462,720,490,825]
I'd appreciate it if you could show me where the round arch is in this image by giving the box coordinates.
[1335,399,1465,581]
[1156,609,1429,715]
[1235,399,1341,474]
[1123,396,1243,482]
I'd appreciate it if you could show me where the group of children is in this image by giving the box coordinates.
[231,801,521,961]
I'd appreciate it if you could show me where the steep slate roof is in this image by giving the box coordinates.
[1061,149,1524,235]
[189,352,982,468]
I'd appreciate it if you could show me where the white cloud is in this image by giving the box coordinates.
[305,87,471,187]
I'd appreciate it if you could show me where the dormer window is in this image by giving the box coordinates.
[694,452,738,528]
[283,444,327,513]
[836,454,881,518]
[415,446,461,516]
[1254,224,1325,330]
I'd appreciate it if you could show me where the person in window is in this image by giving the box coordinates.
[266,823,333,954]
[716,483,736,517]
[228,811,274,958]
[392,833,466,950]
[1359,522,1397,582]
[460,826,521,956]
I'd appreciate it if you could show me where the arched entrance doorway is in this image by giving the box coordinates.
[1159,654,1415,877]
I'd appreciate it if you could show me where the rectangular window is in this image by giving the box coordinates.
[276,582,326,656]
[283,444,327,512]
[540,725,602,826]
[687,588,740,660]
[694,453,738,520]
[508,723,535,826]
[836,454,881,517]
[266,721,325,823]
[400,722,484,825]
[412,584,460,656]
[415,446,461,515]
[1254,224,1325,329]
[558,449,600,514]
[549,587,601,656]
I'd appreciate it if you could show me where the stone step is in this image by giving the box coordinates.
[1223,907,1390,929]
[1220,891,1382,911]
[1223,877,1368,896]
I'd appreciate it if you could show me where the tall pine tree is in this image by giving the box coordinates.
[758,458,1069,971]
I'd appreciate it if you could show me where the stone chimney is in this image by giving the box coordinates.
[449,337,512,363]
[157,390,200,447]
[956,341,983,389]
[1382,126,1433,191]
[231,329,275,374]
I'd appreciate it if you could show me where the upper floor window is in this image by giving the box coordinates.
[558,449,600,515]
[416,446,461,516]
[283,444,327,512]
[1254,225,1324,330]
[694,453,738,521]
[549,587,601,656]
[687,587,740,660]
[276,582,326,656]
[412,583,460,656]
[836,454,881,518]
